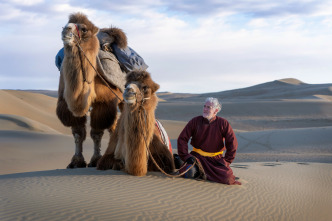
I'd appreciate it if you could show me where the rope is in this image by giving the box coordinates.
[140,105,206,179]
[71,29,205,179]
[73,34,123,102]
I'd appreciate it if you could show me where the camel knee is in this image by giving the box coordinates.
[57,99,87,127]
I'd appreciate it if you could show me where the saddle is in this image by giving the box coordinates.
[55,27,148,93]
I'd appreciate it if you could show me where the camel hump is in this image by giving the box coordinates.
[98,27,148,73]
[155,119,172,153]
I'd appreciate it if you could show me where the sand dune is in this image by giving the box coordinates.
[0,90,71,134]
[0,114,61,134]
[0,163,331,221]
[1,124,331,175]
[158,78,332,101]
[1,78,332,220]
[157,99,332,132]
[0,130,108,175]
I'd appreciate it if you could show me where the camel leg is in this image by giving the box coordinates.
[88,128,104,167]
[67,126,87,168]
[91,97,119,169]
[57,92,88,168]
[97,125,124,170]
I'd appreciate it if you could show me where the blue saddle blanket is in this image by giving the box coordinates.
[55,44,148,72]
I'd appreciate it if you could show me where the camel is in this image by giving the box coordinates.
[97,70,175,176]
[56,12,125,168]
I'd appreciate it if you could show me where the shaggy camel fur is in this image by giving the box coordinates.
[56,12,124,168]
[97,71,175,176]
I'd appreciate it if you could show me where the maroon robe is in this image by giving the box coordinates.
[177,116,238,184]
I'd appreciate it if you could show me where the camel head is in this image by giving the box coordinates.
[123,71,160,108]
[62,12,99,46]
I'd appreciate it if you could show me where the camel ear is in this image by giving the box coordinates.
[92,27,99,35]
[151,82,160,94]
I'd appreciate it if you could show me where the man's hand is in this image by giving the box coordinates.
[186,156,196,164]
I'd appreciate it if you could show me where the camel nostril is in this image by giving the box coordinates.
[125,86,134,93]
[63,24,74,31]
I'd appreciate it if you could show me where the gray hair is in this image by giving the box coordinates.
[205,97,222,113]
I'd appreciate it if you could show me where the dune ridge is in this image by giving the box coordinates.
[0,90,71,134]
[157,78,332,101]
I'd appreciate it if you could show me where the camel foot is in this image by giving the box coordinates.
[112,159,124,170]
[88,154,102,167]
[97,153,123,170]
[67,155,87,169]
[97,153,113,170]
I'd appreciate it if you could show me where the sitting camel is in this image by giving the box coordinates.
[97,70,175,176]
[57,12,125,168]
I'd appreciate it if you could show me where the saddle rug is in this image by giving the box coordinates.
[155,119,172,153]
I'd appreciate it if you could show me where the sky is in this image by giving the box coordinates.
[1,0,332,93]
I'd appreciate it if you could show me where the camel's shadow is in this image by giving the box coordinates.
[0,167,169,180]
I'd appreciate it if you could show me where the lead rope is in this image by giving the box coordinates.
[139,103,206,179]
[73,32,123,102]
[72,29,205,179]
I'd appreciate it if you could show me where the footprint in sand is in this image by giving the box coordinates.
[297,162,310,165]
[262,163,282,167]
[231,164,249,169]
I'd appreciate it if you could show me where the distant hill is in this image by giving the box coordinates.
[206,78,332,100]
[158,78,332,102]
[17,78,332,102]
[20,90,58,98]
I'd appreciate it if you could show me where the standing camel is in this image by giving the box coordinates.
[57,12,124,168]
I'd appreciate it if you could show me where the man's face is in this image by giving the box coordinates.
[203,101,218,120]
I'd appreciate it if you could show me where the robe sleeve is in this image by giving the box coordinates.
[177,118,195,162]
[223,120,238,165]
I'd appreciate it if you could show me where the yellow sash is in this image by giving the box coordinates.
[192,147,223,157]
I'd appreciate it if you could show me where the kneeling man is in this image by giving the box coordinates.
[177,97,241,185]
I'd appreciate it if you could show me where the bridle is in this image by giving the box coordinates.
[72,24,92,85]
[69,23,123,102]
[136,90,151,106]
[74,24,81,40]
[134,89,205,179]
[139,102,205,179]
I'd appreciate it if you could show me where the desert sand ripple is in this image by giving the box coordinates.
[1,163,331,221]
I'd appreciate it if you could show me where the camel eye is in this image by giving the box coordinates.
[142,86,148,92]
[81,27,87,33]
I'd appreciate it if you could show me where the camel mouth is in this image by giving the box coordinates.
[62,33,74,45]
[61,23,76,44]
[62,34,73,39]
[124,96,136,104]
[62,29,74,37]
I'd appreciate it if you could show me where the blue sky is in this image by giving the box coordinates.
[1,0,332,93]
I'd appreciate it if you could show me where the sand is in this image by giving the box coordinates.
[1,78,332,220]
[1,163,331,221]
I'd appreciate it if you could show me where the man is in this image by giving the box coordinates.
[177,97,241,185]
